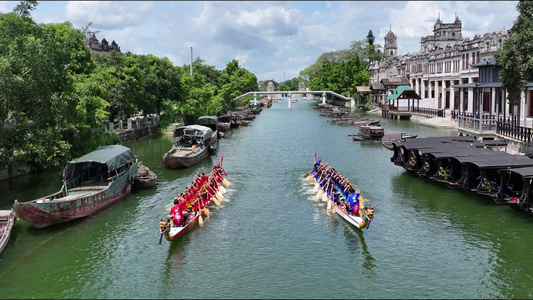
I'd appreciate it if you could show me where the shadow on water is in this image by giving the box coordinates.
[339,220,377,276]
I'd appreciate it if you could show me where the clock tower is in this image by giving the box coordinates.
[384,27,397,58]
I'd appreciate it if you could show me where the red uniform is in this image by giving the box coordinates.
[170,201,186,226]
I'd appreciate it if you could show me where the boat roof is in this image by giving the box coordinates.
[425,146,491,159]
[498,166,533,177]
[181,124,212,136]
[196,116,218,126]
[67,145,136,171]
[463,154,533,169]
[361,125,383,130]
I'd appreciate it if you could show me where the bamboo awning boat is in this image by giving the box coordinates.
[13,145,139,228]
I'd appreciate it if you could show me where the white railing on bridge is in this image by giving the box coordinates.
[233,90,354,109]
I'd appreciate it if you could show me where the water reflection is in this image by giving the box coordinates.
[339,218,376,276]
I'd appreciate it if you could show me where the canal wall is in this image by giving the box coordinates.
[117,125,159,143]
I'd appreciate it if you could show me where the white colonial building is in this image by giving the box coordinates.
[368,15,526,122]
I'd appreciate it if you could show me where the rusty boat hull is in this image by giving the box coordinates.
[13,145,138,229]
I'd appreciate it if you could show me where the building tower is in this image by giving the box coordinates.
[384,27,397,58]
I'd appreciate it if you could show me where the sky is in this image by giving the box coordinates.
[0,1,520,83]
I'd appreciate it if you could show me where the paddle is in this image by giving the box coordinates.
[212,195,221,206]
[222,178,231,187]
[198,208,204,225]
[312,183,320,193]
[216,191,224,202]
[206,184,222,205]
[321,178,332,202]
[324,182,334,204]
[218,185,227,194]
[322,191,328,202]
[315,187,323,199]
[306,176,314,184]
[303,170,312,178]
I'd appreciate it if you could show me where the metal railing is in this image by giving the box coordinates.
[412,107,445,118]
[453,111,497,131]
[496,116,533,143]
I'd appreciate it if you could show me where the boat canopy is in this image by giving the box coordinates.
[63,145,136,179]
[181,124,212,137]
[197,116,218,123]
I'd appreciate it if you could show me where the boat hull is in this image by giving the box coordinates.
[14,177,133,228]
[333,203,369,229]
[134,164,157,188]
[161,211,201,241]
[162,146,209,169]
[13,145,139,229]
[0,209,16,255]
[218,122,231,132]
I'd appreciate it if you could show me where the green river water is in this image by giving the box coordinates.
[2,98,533,299]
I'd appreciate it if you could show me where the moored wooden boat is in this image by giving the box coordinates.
[0,208,16,256]
[247,99,261,114]
[382,131,417,150]
[162,124,213,169]
[13,145,138,228]
[134,163,157,188]
[196,116,220,149]
[351,125,384,141]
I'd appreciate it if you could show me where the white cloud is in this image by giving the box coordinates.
[13,1,520,82]
[66,1,145,29]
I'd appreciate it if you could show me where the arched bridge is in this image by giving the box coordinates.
[233,91,354,109]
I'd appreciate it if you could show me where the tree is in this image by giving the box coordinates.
[93,51,145,121]
[367,30,375,45]
[496,0,533,106]
[13,0,37,18]
[218,59,258,109]
[0,8,98,168]
[350,38,383,70]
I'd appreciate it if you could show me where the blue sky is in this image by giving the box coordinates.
[0,1,520,82]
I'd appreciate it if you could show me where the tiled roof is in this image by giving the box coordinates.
[387,85,421,100]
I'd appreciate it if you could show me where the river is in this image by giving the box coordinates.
[2,98,533,299]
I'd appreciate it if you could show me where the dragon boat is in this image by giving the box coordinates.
[306,157,374,230]
[158,160,230,243]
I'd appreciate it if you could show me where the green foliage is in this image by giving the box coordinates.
[496,0,533,106]
[305,54,369,95]
[278,77,301,91]
[13,0,37,18]
[0,9,101,168]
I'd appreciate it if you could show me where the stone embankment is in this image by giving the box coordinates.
[367,108,458,129]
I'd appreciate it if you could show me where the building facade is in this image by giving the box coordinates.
[86,33,121,55]
[368,15,532,124]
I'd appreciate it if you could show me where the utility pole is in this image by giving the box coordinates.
[190,47,193,76]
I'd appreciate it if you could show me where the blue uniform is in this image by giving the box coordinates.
[346,192,360,212]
